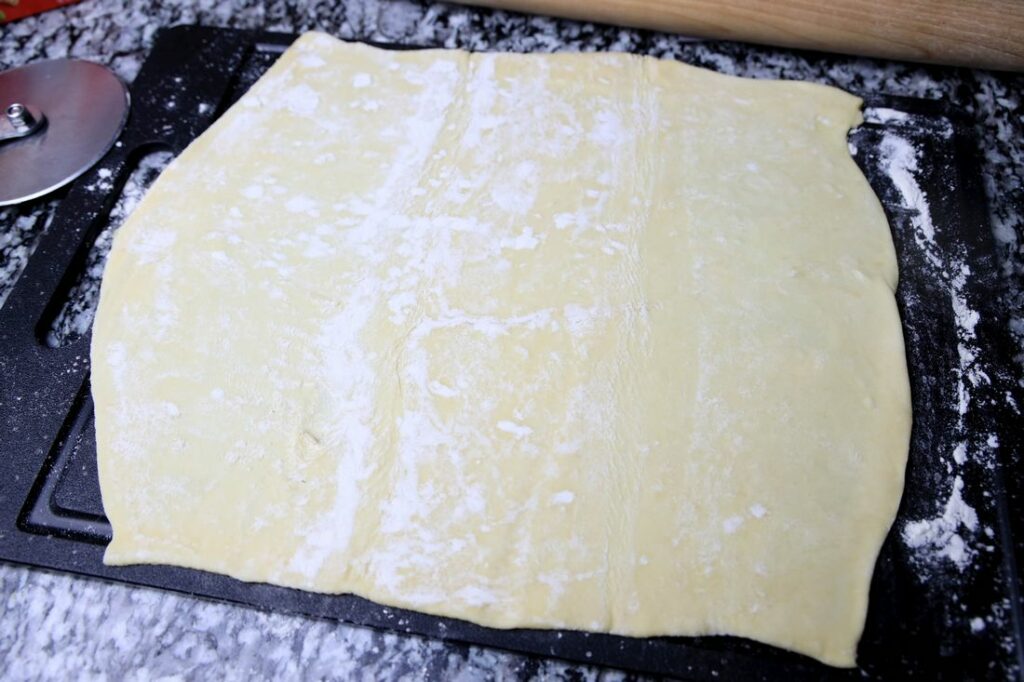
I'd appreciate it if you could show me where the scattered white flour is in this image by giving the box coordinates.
[970,616,987,633]
[460,53,499,150]
[352,73,373,88]
[880,134,938,260]
[128,228,177,265]
[501,227,540,250]
[290,281,380,579]
[46,150,174,347]
[880,131,992,573]
[427,380,458,398]
[453,585,499,607]
[550,491,575,505]
[283,83,320,116]
[242,184,264,199]
[588,109,625,148]
[496,420,532,438]
[300,53,326,69]
[722,516,744,534]
[749,504,767,518]
[387,291,417,324]
[864,107,910,125]
[902,476,978,571]
[285,195,319,215]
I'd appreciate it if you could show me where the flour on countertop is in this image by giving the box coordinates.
[902,476,978,570]
[879,133,939,255]
[878,130,994,574]
[864,107,910,125]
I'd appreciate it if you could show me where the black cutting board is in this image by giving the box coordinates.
[1,25,1022,680]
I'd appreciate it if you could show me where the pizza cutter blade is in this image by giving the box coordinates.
[0,59,130,206]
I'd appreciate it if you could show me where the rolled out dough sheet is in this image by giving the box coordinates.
[93,32,911,667]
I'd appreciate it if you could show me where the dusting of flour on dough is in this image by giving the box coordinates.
[289,279,380,580]
[550,491,575,505]
[47,151,174,346]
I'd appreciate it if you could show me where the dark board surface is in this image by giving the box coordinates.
[1,25,1022,680]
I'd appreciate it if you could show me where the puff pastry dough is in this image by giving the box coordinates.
[94,32,911,666]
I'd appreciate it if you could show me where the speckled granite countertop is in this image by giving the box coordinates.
[1,1,1022,679]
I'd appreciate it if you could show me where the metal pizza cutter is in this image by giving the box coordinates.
[0,59,129,206]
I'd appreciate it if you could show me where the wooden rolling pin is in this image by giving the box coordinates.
[464,0,1024,71]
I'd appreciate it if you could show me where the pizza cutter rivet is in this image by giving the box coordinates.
[4,102,44,136]
[7,103,28,125]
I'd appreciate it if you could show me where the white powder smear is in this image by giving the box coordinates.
[497,420,532,438]
[864,107,910,125]
[952,442,967,465]
[47,150,174,347]
[242,184,264,199]
[300,54,326,68]
[902,476,978,571]
[880,131,989,572]
[128,229,176,264]
[283,84,320,116]
[880,134,938,263]
[550,491,575,505]
[285,195,319,215]
[289,281,380,579]
[722,516,744,534]
[454,585,499,607]
[501,228,540,251]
